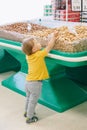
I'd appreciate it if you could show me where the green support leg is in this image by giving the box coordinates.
[2,71,87,112]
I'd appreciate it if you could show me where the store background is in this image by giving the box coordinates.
[0,0,51,25]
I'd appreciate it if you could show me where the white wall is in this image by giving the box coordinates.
[0,0,51,24]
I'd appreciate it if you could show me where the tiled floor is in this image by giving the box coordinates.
[0,71,87,130]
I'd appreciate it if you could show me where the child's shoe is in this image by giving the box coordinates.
[26,116,38,123]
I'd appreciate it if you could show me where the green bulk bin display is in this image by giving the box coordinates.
[0,37,87,112]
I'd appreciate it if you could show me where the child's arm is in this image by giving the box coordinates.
[45,32,58,53]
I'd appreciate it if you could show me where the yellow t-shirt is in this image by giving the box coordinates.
[26,49,49,81]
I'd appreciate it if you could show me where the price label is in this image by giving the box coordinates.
[83,0,87,11]
[71,0,81,11]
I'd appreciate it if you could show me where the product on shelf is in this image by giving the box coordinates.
[44,5,52,16]
[51,0,80,22]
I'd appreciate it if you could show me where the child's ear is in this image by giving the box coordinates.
[32,47,36,52]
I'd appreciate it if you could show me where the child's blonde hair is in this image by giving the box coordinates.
[22,38,34,55]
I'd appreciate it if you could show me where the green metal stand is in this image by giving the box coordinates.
[0,38,87,112]
[2,70,87,112]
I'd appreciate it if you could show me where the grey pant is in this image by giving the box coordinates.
[25,81,42,118]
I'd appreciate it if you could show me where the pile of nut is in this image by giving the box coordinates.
[28,25,87,52]
[0,22,87,53]
[53,26,87,52]
[0,22,48,34]
[0,22,28,34]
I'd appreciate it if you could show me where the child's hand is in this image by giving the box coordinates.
[50,31,58,39]
[46,31,58,53]
[54,31,58,37]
